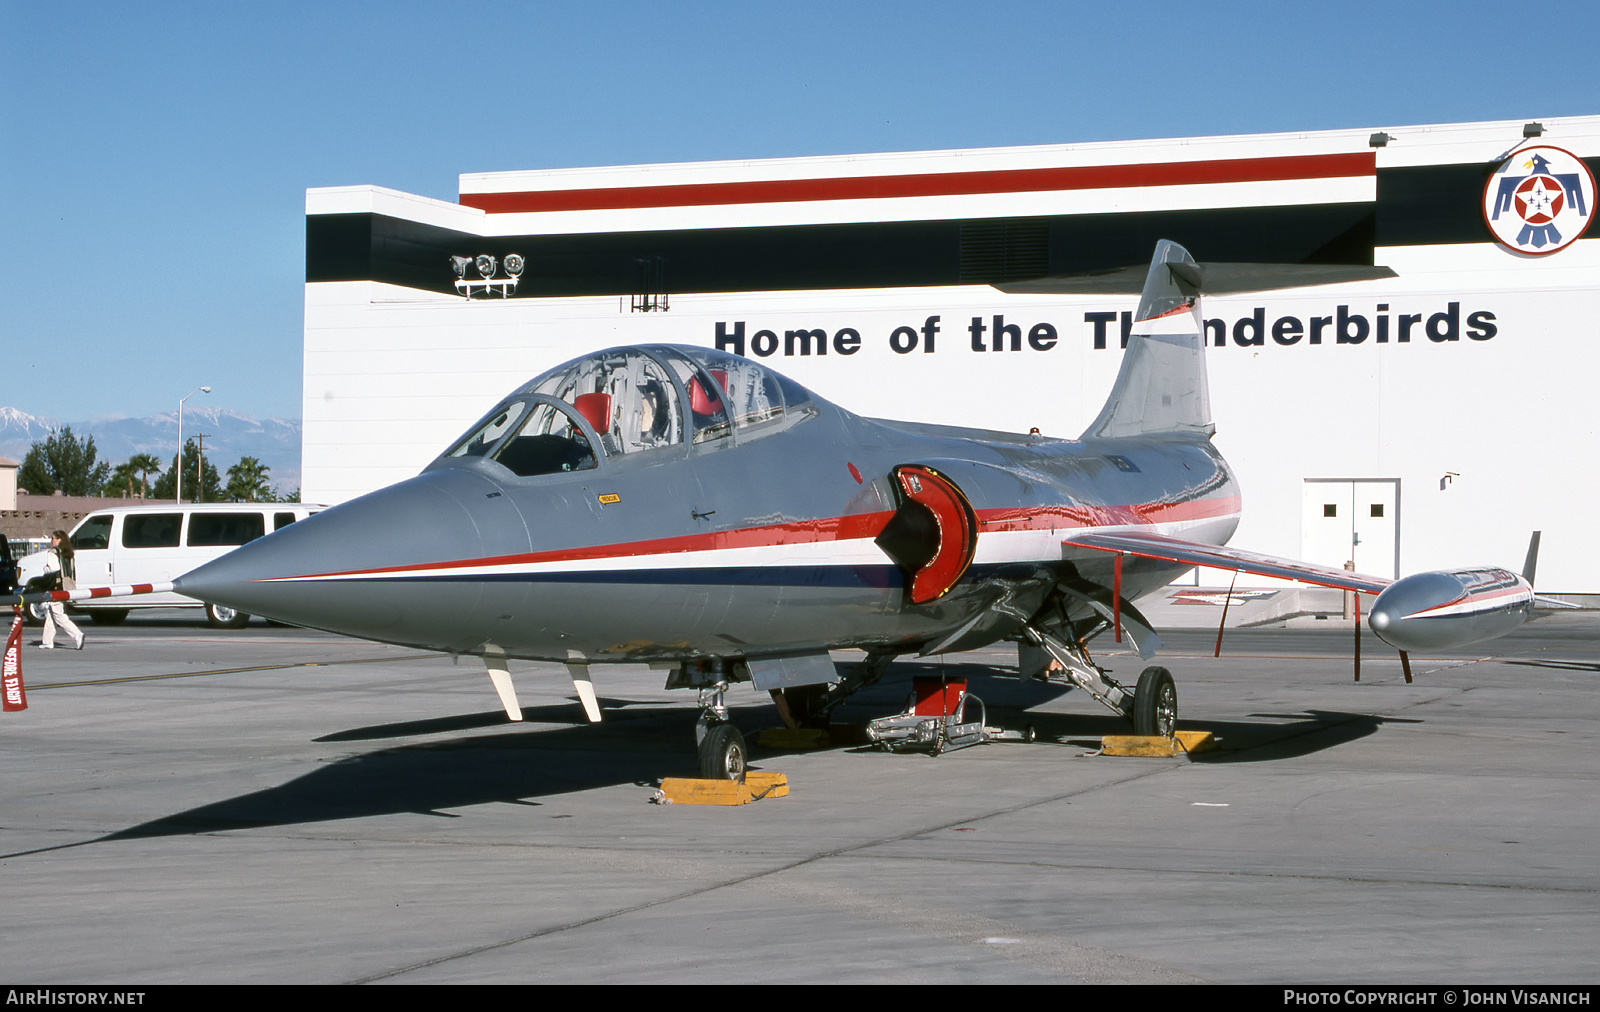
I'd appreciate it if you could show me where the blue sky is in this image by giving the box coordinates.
[4,1,1597,424]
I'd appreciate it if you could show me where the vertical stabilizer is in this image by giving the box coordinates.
[1082,240,1214,440]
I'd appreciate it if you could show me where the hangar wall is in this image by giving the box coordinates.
[303,116,1600,591]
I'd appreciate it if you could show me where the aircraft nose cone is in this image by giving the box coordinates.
[176,469,525,649]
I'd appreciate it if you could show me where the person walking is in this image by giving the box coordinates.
[40,530,84,650]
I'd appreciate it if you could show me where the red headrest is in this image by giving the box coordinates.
[572,392,611,433]
[911,676,966,717]
[688,377,722,417]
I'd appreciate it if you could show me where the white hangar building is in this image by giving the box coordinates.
[303,116,1600,592]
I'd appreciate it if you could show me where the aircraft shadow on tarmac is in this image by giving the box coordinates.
[102,703,726,841]
[856,662,1419,764]
[1176,710,1422,763]
[97,664,1023,841]
[313,698,659,741]
[1505,658,1600,673]
[83,666,1420,843]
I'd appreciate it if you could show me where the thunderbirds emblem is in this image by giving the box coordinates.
[1483,145,1595,255]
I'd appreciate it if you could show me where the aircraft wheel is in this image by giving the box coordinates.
[697,722,747,783]
[205,603,250,630]
[90,609,129,625]
[1131,666,1177,738]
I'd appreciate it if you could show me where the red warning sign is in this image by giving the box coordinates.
[3,610,26,712]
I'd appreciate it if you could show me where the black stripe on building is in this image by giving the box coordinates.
[306,160,1597,298]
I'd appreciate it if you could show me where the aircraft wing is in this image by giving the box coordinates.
[1063,530,1393,595]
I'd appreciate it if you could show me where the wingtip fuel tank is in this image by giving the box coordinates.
[1368,568,1535,652]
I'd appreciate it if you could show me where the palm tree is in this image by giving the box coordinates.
[224,457,272,503]
[127,453,162,498]
[109,460,140,498]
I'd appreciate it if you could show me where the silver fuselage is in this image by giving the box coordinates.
[178,389,1239,665]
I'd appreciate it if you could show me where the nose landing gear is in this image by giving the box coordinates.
[697,718,747,782]
[688,664,747,783]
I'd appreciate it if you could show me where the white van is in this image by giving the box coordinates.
[19,503,323,628]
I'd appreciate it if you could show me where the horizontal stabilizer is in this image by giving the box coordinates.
[1535,596,1582,610]
[995,261,1396,296]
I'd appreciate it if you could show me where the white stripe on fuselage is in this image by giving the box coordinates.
[263,514,1238,585]
[1401,585,1534,621]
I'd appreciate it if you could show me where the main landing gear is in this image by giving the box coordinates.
[1131,666,1177,738]
[1025,624,1179,737]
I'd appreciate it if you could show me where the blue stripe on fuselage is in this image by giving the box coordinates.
[289,562,1051,589]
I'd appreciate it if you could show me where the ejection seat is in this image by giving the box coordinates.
[865,676,1033,754]
[572,392,619,455]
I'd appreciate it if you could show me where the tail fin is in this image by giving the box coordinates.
[1082,240,1213,440]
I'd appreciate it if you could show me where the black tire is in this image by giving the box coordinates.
[697,722,747,782]
[205,603,249,630]
[23,600,46,627]
[90,609,129,625]
[1132,666,1177,738]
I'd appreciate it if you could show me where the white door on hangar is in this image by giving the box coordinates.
[1301,479,1401,580]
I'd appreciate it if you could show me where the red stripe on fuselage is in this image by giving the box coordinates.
[1141,300,1197,322]
[461,153,1374,214]
[1406,584,1532,618]
[976,495,1239,532]
[268,495,1241,584]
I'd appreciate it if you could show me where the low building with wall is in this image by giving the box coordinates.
[0,492,179,542]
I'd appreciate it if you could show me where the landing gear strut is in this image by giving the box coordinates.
[686,661,747,782]
[1025,624,1180,736]
[777,651,896,728]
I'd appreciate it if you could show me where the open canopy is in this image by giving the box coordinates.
[438,345,819,478]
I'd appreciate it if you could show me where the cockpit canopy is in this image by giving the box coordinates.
[440,345,818,478]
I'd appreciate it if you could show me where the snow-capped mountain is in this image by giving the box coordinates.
[0,406,302,494]
[0,407,58,450]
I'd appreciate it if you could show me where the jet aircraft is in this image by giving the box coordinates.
[18,241,1561,781]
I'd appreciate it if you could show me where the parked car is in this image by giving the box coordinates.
[16,503,323,628]
[1,536,17,599]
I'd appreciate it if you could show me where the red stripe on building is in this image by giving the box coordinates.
[460,153,1375,214]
